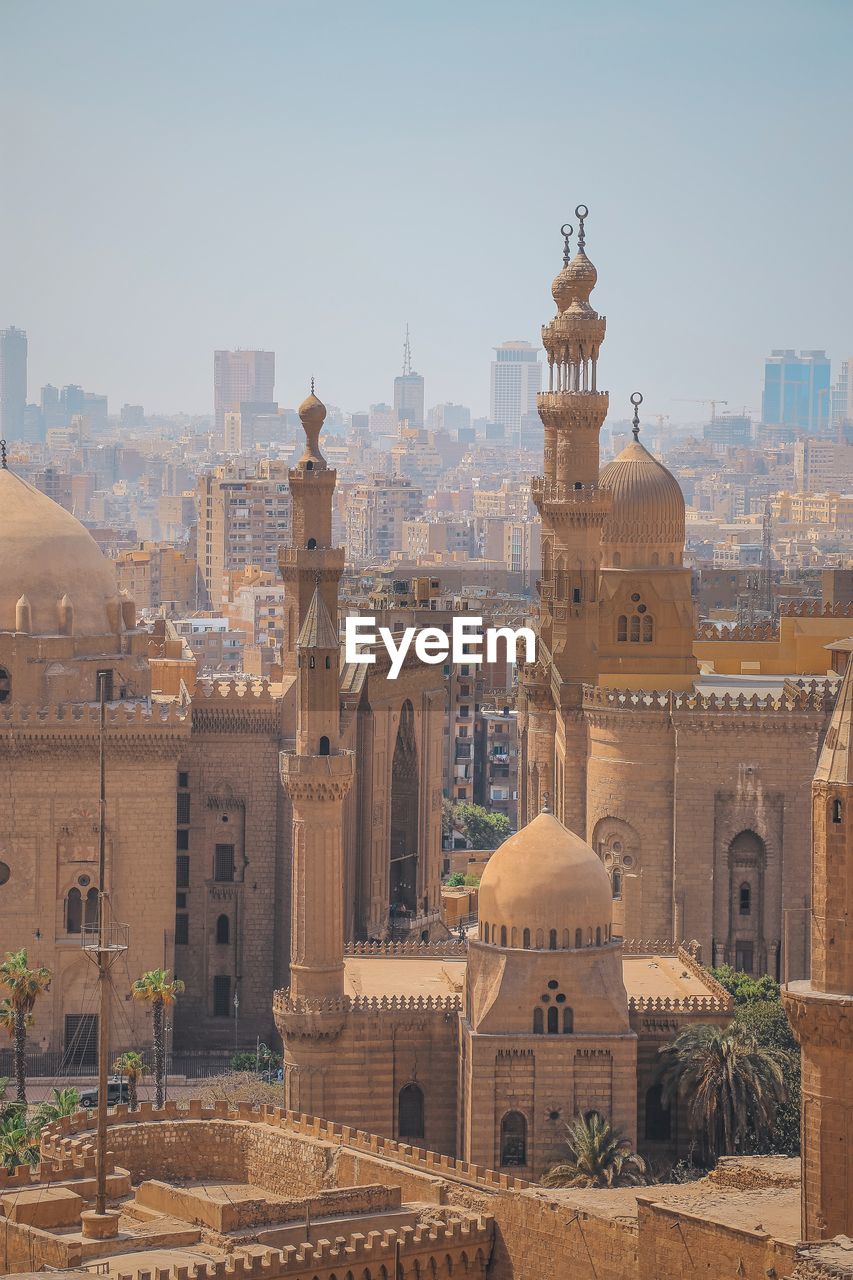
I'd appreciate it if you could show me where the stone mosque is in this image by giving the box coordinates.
[0,206,849,1156]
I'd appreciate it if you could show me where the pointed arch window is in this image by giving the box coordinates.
[630,615,641,642]
[66,888,82,934]
[398,1083,424,1139]
[500,1111,527,1167]
[563,1006,574,1033]
[533,1007,544,1034]
[642,615,654,642]
[216,913,230,944]
[617,615,628,642]
[547,1006,558,1034]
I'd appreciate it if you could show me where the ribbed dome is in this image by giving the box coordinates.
[551,251,598,314]
[0,469,118,636]
[478,812,613,949]
[599,439,685,569]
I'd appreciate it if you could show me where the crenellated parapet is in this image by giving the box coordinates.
[584,682,835,725]
[345,940,468,959]
[696,621,778,641]
[781,599,853,618]
[0,697,190,756]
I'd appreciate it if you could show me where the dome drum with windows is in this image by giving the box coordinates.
[477,810,615,951]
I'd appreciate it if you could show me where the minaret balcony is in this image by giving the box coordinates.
[278,545,345,574]
[531,477,611,522]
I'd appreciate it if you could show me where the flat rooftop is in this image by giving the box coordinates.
[622,953,722,1003]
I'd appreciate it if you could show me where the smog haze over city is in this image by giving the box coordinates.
[2,0,851,419]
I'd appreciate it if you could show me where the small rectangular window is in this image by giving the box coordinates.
[95,669,114,701]
[175,914,189,945]
[572,587,581,603]
[214,844,235,882]
[176,855,190,888]
[213,974,231,1017]
[176,828,189,851]
[178,771,189,789]
[176,892,187,909]
[176,792,191,825]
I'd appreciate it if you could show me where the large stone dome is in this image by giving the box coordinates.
[0,469,119,636]
[598,438,685,569]
[477,812,613,950]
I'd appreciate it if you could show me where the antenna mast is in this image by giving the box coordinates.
[402,325,412,376]
[761,499,773,615]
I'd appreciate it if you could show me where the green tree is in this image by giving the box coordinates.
[657,1022,791,1162]
[734,999,800,1154]
[113,1051,146,1111]
[0,949,52,1106]
[131,969,184,1109]
[451,802,512,850]
[541,1112,647,1189]
[446,872,465,887]
[36,1087,80,1126]
[0,1110,40,1170]
[709,965,780,1005]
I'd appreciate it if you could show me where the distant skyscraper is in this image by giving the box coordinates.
[761,349,831,432]
[0,326,28,440]
[490,340,542,444]
[214,349,275,431]
[831,357,853,437]
[393,326,424,428]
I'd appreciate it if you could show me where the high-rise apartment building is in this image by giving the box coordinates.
[761,349,831,431]
[196,459,291,604]
[393,327,424,427]
[0,326,27,440]
[213,349,275,431]
[794,438,853,493]
[489,340,542,444]
[345,475,424,564]
[831,356,853,436]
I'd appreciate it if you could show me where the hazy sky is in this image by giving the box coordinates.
[1,0,851,424]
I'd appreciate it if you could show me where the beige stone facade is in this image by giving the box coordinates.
[518,213,836,982]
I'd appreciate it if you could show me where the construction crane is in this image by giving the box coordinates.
[674,398,729,423]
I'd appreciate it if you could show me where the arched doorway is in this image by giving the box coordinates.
[390,700,419,915]
[398,1082,424,1139]
[727,830,766,974]
[499,1111,527,1167]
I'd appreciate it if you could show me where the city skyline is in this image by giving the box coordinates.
[1,0,851,420]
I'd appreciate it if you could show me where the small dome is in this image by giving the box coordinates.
[298,391,327,431]
[599,438,685,568]
[551,251,598,314]
[478,812,612,948]
[0,469,118,636]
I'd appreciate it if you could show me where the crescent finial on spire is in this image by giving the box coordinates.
[575,204,589,254]
[630,391,643,440]
[560,223,573,268]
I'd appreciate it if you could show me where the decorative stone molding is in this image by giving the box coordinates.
[280,752,355,803]
[782,986,853,1047]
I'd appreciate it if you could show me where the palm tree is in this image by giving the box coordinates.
[541,1112,647,1188]
[131,969,184,1108]
[0,950,52,1106]
[113,1050,145,1111]
[0,1110,40,1171]
[35,1086,80,1126]
[657,1022,791,1162]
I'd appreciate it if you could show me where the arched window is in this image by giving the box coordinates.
[500,925,507,947]
[216,914,230,944]
[499,1111,527,1167]
[307,537,317,549]
[535,929,544,949]
[66,888,82,934]
[511,927,517,947]
[398,1083,424,1139]
[309,656,315,669]
[549,929,557,950]
[630,615,641,642]
[644,1083,671,1141]
[83,888,98,929]
[547,1006,558,1034]
[325,656,331,669]
[833,798,843,824]
[575,928,582,948]
[523,928,530,949]
[533,1007,544,1034]
[319,735,330,756]
[563,1006,574,1033]
[642,615,654,642]
[612,870,622,899]
[562,929,570,948]
[0,667,10,703]
[596,926,602,946]
[739,883,751,916]
[617,615,628,642]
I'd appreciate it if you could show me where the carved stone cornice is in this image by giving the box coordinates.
[782,983,853,1047]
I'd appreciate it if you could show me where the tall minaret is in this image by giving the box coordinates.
[279,387,344,674]
[279,385,354,1004]
[528,206,610,833]
[783,658,853,1239]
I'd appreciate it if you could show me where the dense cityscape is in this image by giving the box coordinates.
[1,2,853,1278]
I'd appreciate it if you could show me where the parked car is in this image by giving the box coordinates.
[79,1078,131,1108]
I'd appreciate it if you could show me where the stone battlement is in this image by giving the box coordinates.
[0,699,189,727]
[780,599,853,618]
[108,1215,492,1280]
[344,940,468,959]
[41,1101,528,1193]
[194,678,279,703]
[274,991,462,1015]
[584,682,834,714]
[696,622,778,641]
